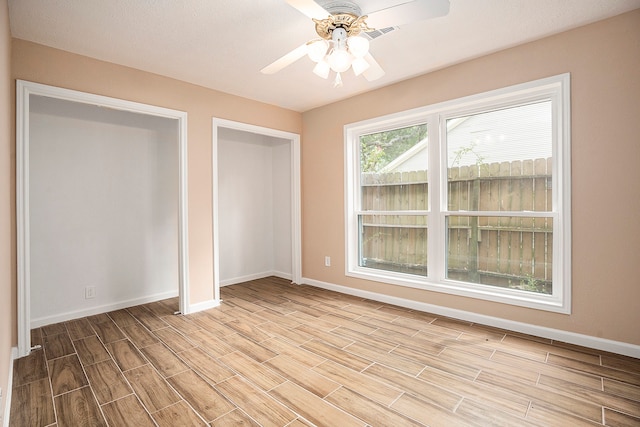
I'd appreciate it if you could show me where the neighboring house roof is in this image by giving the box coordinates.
[380,101,552,173]
[379,135,428,173]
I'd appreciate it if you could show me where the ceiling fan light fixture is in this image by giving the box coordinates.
[347,35,369,58]
[352,57,370,76]
[307,39,329,62]
[267,0,451,86]
[313,59,331,79]
[328,48,353,73]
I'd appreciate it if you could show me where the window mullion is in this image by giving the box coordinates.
[428,113,442,282]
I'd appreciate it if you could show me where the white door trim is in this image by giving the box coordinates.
[15,80,190,357]
[211,118,302,298]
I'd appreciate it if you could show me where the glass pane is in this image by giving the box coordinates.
[446,216,552,294]
[359,215,427,276]
[360,124,428,211]
[447,101,552,212]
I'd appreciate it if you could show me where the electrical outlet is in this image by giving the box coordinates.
[85,286,96,299]
[324,256,331,267]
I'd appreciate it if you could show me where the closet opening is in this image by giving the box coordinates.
[212,119,301,300]
[16,81,189,357]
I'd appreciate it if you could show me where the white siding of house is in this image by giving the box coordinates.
[384,101,552,173]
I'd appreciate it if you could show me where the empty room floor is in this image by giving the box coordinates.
[9,277,640,426]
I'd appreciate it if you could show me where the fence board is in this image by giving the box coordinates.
[361,158,552,291]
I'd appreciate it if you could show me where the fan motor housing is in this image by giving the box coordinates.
[313,1,371,39]
[317,1,362,17]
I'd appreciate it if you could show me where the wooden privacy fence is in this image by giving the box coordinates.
[361,158,553,293]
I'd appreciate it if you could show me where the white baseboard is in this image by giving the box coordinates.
[272,271,293,281]
[30,290,179,328]
[186,299,221,314]
[2,347,17,427]
[220,271,292,287]
[188,270,292,313]
[302,277,640,359]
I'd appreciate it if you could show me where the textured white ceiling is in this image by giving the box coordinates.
[8,0,640,112]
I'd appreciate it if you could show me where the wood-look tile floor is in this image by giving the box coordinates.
[10,277,640,426]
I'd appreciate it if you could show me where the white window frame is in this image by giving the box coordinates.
[345,74,571,313]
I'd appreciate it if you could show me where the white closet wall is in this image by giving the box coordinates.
[272,142,292,276]
[29,96,179,325]
[218,128,292,284]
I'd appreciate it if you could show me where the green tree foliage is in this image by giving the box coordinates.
[450,141,485,167]
[360,124,428,172]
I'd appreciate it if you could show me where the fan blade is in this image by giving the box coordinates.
[286,0,330,20]
[365,0,449,29]
[261,43,309,75]
[362,53,385,81]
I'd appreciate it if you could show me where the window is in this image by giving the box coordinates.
[358,123,429,276]
[345,74,571,313]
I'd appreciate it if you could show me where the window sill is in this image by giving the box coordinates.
[346,267,570,314]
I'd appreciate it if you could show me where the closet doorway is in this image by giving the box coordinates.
[16,81,189,357]
[212,119,301,300]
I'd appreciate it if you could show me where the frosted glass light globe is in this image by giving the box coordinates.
[347,36,369,58]
[307,40,328,62]
[313,59,330,79]
[352,57,370,76]
[328,48,353,73]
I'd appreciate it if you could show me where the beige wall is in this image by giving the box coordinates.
[302,10,640,346]
[3,9,639,388]
[8,39,302,331]
[0,0,11,416]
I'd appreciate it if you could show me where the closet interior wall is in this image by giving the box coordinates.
[217,127,292,285]
[29,95,179,327]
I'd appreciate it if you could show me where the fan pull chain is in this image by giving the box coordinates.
[334,72,343,88]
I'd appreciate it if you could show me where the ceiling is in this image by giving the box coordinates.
[8,0,640,112]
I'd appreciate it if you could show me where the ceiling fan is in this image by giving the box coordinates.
[261,0,450,87]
